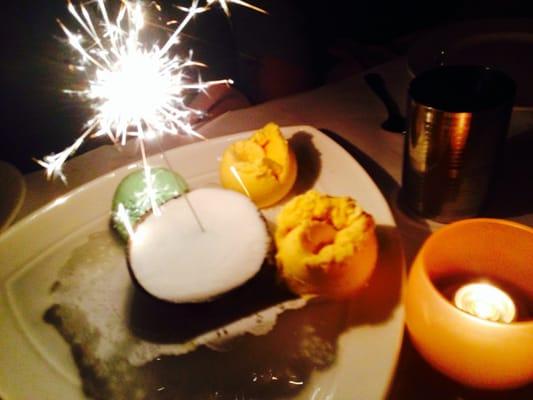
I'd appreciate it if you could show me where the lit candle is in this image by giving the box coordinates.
[453,282,516,323]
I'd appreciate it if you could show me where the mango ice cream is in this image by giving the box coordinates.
[275,190,378,298]
[219,122,297,208]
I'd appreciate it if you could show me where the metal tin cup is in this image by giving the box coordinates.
[401,65,516,222]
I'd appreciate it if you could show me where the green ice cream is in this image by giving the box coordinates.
[111,167,188,241]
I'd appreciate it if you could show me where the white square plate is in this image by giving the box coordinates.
[0,126,404,399]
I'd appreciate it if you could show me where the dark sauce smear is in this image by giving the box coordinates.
[46,293,340,400]
[128,262,295,343]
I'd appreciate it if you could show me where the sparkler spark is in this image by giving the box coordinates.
[38,0,264,183]
[181,0,267,16]
[116,203,136,239]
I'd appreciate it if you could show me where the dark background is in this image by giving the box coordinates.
[2,0,533,173]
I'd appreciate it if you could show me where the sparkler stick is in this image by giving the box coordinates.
[229,165,251,198]
[154,137,206,233]
[138,140,160,216]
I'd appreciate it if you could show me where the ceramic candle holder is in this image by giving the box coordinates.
[405,218,533,389]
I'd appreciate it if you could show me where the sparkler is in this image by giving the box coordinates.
[37,0,263,184]
[37,0,263,237]
[37,0,263,232]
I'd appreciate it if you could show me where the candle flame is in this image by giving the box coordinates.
[454,282,516,323]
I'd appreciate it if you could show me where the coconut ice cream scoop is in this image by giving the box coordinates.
[128,187,270,303]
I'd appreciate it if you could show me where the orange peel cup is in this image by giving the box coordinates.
[405,218,533,389]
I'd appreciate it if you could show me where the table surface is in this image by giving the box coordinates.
[15,57,533,399]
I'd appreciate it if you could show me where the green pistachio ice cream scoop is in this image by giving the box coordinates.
[111,167,188,241]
